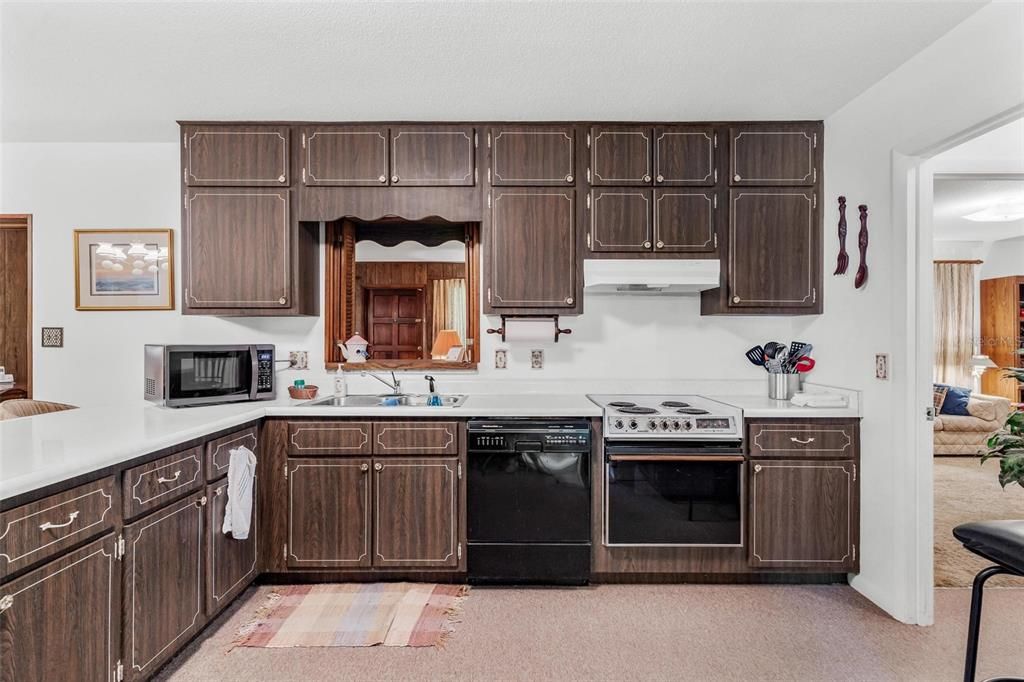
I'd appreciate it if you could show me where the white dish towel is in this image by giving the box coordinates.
[222,445,257,540]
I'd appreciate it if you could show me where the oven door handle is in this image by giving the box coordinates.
[607,455,746,462]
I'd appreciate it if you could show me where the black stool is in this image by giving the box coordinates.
[952,520,1024,682]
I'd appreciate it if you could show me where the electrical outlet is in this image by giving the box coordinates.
[875,353,889,380]
[289,351,308,370]
[530,349,544,370]
[494,349,507,369]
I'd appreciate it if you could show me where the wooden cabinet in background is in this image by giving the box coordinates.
[373,457,459,568]
[286,458,371,568]
[590,126,653,186]
[980,275,1024,402]
[653,190,717,253]
[654,125,717,186]
[183,125,290,187]
[206,479,258,616]
[590,189,652,252]
[489,126,575,186]
[302,126,389,186]
[729,123,817,186]
[391,126,475,186]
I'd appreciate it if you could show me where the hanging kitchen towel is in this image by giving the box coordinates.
[223,445,257,540]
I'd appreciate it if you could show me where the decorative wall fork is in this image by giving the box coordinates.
[855,204,869,289]
[834,196,849,275]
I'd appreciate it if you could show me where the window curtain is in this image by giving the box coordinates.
[933,262,976,387]
[431,279,467,350]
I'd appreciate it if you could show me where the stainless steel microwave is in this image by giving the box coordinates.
[144,344,275,407]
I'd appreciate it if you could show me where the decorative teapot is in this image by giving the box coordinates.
[339,334,370,363]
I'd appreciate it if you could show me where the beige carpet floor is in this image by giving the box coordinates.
[157,584,1023,681]
[934,456,1024,587]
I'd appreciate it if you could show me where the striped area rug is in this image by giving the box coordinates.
[235,583,468,648]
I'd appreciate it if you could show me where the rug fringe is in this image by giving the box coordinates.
[435,585,470,649]
[230,590,283,651]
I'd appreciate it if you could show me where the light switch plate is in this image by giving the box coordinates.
[289,351,308,370]
[531,349,544,370]
[875,353,889,380]
[494,349,507,369]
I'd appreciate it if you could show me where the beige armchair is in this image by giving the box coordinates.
[933,393,1013,456]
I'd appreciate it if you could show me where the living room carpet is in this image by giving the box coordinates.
[934,456,1024,587]
[235,583,467,648]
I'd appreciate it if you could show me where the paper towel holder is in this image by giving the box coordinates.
[486,315,573,343]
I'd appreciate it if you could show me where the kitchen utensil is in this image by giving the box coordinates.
[788,341,811,362]
[795,356,816,372]
[764,341,786,359]
[744,346,766,368]
[834,196,849,275]
[855,204,869,289]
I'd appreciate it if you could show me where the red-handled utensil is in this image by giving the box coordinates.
[795,356,816,373]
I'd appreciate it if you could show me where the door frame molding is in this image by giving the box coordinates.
[0,214,32,398]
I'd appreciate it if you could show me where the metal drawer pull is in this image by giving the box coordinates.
[790,437,816,445]
[39,510,79,531]
[157,470,181,484]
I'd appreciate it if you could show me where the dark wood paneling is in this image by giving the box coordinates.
[488,188,576,309]
[0,477,115,575]
[490,126,575,186]
[748,421,857,459]
[654,126,716,186]
[373,457,459,568]
[589,189,652,252]
[301,126,389,186]
[300,186,483,223]
[286,421,372,455]
[590,126,653,186]
[373,421,459,455]
[0,535,119,682]
[184,188,290,309]
[286,458,371,568]
[391,126,475,186]
[653,190,717,253]
[729,123,817,186]
[122,492,206,681]
[205,426,259,482]
[749,459,857,570]
[184,125,290,187]
[123,446,204,520]
[0,216,30,397]
[206,480,258,616]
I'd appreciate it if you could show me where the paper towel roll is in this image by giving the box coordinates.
[502,318,555,343]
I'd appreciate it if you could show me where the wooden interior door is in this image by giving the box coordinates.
[373,457,459,568]
[0,215,31,398]
[367,288,424,359]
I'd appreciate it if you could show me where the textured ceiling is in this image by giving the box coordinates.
[1,1,986,142]
[933,177,1024,243]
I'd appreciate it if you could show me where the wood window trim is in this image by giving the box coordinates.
[0,214,32,398]
[323,219,479,371]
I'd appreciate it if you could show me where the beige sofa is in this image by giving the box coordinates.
[933,393,1013,456]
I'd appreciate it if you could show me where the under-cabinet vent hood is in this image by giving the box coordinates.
[583,259,720,295]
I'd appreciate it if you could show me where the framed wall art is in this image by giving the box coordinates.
[74,229,174,310]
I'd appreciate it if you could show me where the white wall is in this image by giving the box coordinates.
[981,236,1024,279]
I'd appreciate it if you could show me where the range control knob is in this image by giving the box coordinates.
[647,419,658,431]
[613,419,625,430]
[682,420,693,431]
[628,419,639,430]
[671,420,681,431]
[660,420,670,431]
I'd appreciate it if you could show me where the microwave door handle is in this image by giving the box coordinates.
[249,346,259,399]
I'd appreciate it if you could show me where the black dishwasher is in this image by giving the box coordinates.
[466,419,592,585]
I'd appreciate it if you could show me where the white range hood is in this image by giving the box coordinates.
[583,258,720,295]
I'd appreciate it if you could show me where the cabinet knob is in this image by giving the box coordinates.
[734,174,742,181]
[733,295,741,303]
[643,241,652,249]
[360,463,369,472]
[642,174,652,183]
[374,462,383,472]
[754,464,762,473]
[656,174,665,183]
[565,174,574,183]
[278,297,287,305]
[656,241,665,249]
[278,174,286,183]
[565,297,574,304]
[378,175,387,183]
[391,175,399,183]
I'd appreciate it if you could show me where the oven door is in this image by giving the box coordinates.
[604,446,744,547]
[164,345,257,406]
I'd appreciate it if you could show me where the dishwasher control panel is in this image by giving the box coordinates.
[468,420,591,453]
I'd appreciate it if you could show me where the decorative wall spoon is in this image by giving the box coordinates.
[855,204,869,289]
[834,196,849,275]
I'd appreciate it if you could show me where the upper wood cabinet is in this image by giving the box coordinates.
[488,188,577,310]
[183,125,290,186]
[184,188,291,309]
[729,124,818,186]
[654,190,717,253]
[590,126,653,186]
[590,189,652,252]
[727,188,817,309]
[489,126,575,185]
[390,126,475,186]
[286,458,372,568]
[301,126,389,186]
[654,126,717,186]
[373,457,459,568]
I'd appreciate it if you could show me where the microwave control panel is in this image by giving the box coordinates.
[257,349,274,392]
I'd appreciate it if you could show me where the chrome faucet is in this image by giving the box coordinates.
[361,370,402,395]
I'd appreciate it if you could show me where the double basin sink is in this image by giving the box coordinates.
[307,393,468,408]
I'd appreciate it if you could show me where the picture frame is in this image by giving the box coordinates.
[74,229,174,310]
[445,345,466,362]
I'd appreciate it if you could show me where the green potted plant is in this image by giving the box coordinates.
[982,351,1024,489]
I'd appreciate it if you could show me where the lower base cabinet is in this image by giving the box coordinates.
[123,492,206,681]
[206,479,258,616]
[286,458,372,568]
[0,535,120,682]
[374,457,459,568]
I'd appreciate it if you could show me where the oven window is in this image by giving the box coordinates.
[168,350,252,399]
[606,460,741,545]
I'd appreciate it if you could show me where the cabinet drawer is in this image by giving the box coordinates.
[123,447,204,519]
[748,422,856,458]
[0,477,116,575]
[287,421,372,455]
[373,422,459,455]
[206,426,259,481]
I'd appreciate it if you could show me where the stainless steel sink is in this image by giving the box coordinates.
[307,393,468,408]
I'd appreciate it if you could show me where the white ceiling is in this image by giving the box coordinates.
[0,1,987,142]
[933,177,1024,242]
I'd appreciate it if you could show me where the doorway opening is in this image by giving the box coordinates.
[0,214,32,402]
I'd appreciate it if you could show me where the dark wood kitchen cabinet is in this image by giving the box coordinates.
[122,492,206,681]
[0,535,120,682]
[206,479,258,616]
[285,458,372,568]
[301,125,389,186]
[373,457,460,568]
[390,126,476,186]
[489,126,575,185]
[589,189,652,252]
[654,125,717,186]
[653,190,717,253]
[589,188,717,254]
[487,188,577,311]
[590,125,653,186]
[729,123,818,186]
[183,125,290,187]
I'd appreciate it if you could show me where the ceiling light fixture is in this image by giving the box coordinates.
[963,202,1024,222]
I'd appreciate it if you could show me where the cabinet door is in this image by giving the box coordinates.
[286,459,371,568]
[489,188,576,308]
[123,493,205,681]
[490,127,575,185]
[184,188,290,309]
[729,124,817,186]
[206,480,258,617]
[590,126,653,186]
[728,189,817,308]
[589,189,652,252]
[373,457,459,569]
[654,190,717,253]
[655,126,716,186]
[749,460,857,570]
[0,535,119,682]
[390,126,475,186]
[184,125,290,187]
[301,126,389,186]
